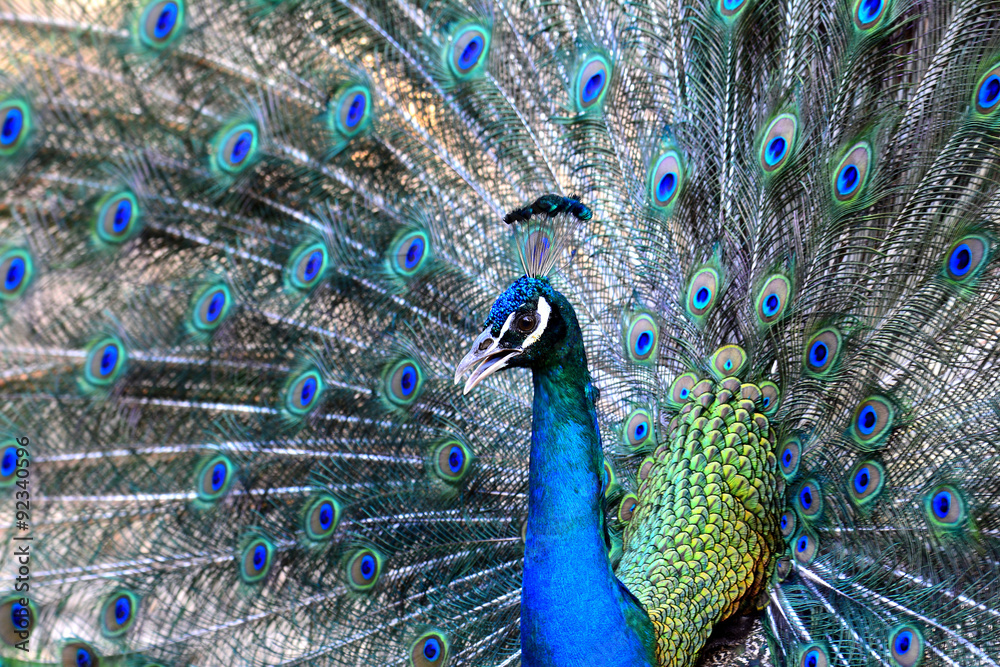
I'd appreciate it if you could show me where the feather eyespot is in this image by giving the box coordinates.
[0,248,33,300]
[686,267,719,318]
[833,142,871,202]
[0,596,34,646]
[410,631,449,667]
[139,0,184,48]
[779,510,796,538]
[974,64,1000,115]
[925,485,964,528]
[803,328,841,375]
[62,643,99,667]
[575,55,611,111]
[285,369,324,415]
[304,494,340,541]
[196,455,234,502]
[797,480,822,518]
[95,192,141,244]
[287,243,328,291]
[0,441,19,488]
[759,114,797,173]
[392,231,430,277]
[618,494,638,523]
[101,591,138,637]
[84,337,126,387]
[649,151,683,208]
[755,275,791,324]
[214,123,258,174]
[434,440,472,482]
[626,314,658,363]
[854,0,887,30]
[851,396,893,446]
[848,460,884,505]
[191,284,232,332]
[624,410,653,448]
[0,100,30,155]
[889,624,924,667]
[778,437,801,480]
[332,85,371,137]
[759,381,780,416]
[385,359,424,406]
[449,25,490,78]
[240,538,274,583]
[347,549,382,591]
[944,235,988,282]
[799,646,829,667]
[709,345,747,379]
[668,372,699,407]
[719,0,748,18]
[793,533,816,564]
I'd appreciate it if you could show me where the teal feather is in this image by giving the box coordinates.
[1,0,1000,665]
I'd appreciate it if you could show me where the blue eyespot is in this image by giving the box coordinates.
[1,107,23,146]
[576,55,611,111]
[889,624,924,667]
[981,75,1000,109]
[10,600,29,630]
[857,405,876,434]
[803,328,841,375]
[837,165,858,195]
[855,0,885,28]
[0,249,33,300]
[348,549,382,591]
[854,468,869,493]
[759,114,797,173]
[305,494,340,541]
[197,455,233,501]
[102,591,138,636]
[286,370,324,415]
[435,440,471,482]
[62,644,98,667]
[756,275,791,324]
[686,267,719,318]
[191,284,232,333]
[627,314,658,363]
[944,236,988,282]
[286,242,328,291]
[139,0,185,48]
[411,631,449,666]
[810,340,827,364]
[848,460,884,505]
[719,0,747,17]
[84,337,126,387]
[625,410,653,448]
[391,231,430,277]
[926,486,964,527]
[448,25,490,78]
[680,388,689,398]
[765,137,787,166]
[710,344,748,379]
[833,142,871,202]
[798,480,821,517]
[0,446,16,480]
[780,514,788,530]
[649,151,683,208]
[0,100,30,156]
[779,437,801,479]
[214,123,258,174]
[780,510,796,538]
[386,359,424,406]
[240,537,274,582]
[303,250,323,281]
[794,533,817,564]
[210,462,226,491]
[668,372,699,407]
[333,85,372,137]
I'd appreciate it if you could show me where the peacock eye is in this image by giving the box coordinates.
[516,312,538,333]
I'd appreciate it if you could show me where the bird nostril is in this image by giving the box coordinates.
[478,337,493,352]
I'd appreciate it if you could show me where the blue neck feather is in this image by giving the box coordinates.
[521,333,657,666]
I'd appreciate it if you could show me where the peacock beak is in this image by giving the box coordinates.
[454,328,522,395]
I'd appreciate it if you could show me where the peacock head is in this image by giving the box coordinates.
[455,275,579,394]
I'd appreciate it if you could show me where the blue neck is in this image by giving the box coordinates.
[520,345,657,666]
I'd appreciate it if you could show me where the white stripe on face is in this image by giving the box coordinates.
[521,297,550,350]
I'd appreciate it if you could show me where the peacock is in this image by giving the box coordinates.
[1,0,999,665]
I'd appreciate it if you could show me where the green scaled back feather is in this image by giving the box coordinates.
[1,0,1000,665]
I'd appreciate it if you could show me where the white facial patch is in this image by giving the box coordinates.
[521,297,551,350]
